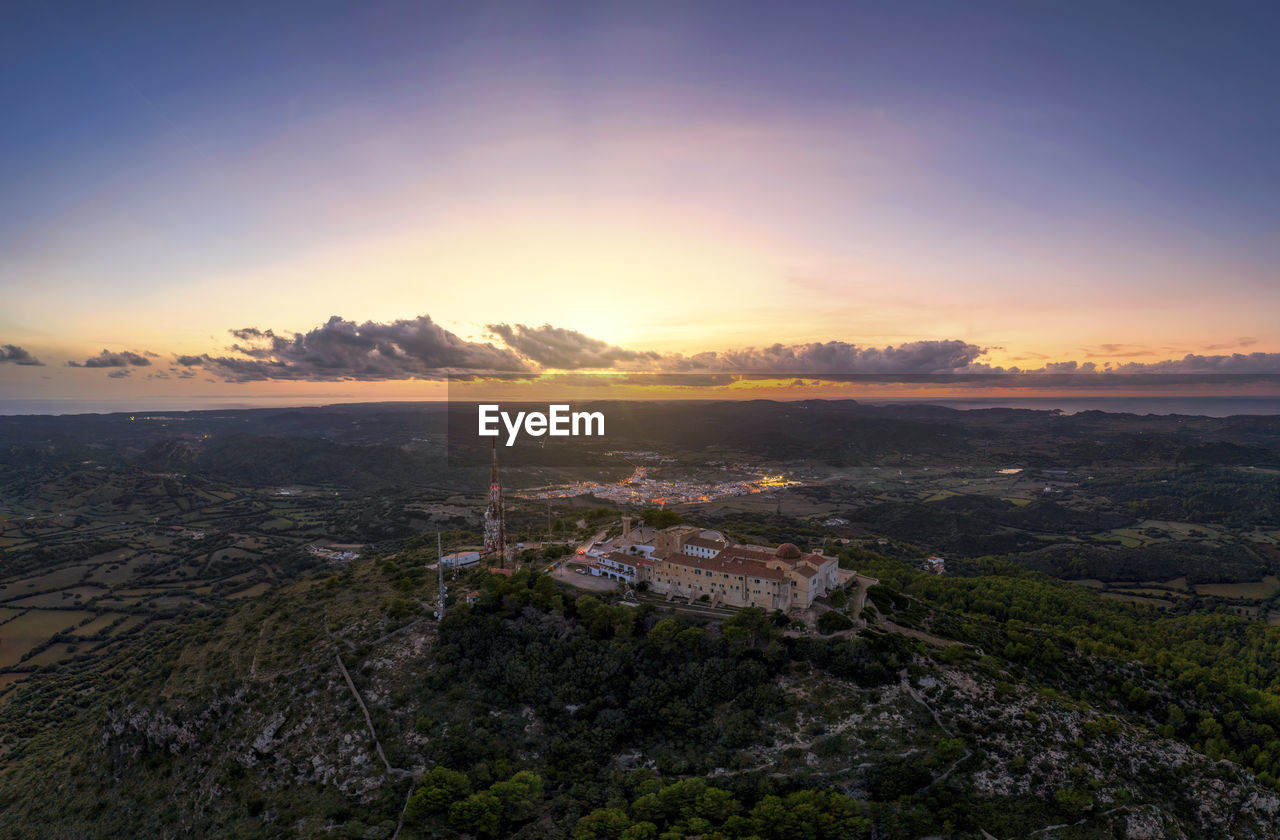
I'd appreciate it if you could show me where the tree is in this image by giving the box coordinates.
[449,790,502,836]
[647,618,681,649]
[723,607,777,649]
[573,807,632,840]
[406,766,471,819]
[934,737,966,763]
[642,508,682,529]
[817,610,854,634]
[490,770,544,823]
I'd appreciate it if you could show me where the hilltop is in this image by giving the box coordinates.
[2,548,1280,838]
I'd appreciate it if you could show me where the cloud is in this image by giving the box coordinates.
[169,315,992,383]
[68,311,1280,389]
[1082,343,1154,358]
[487,323,661,370]
[1039,360,1098,373]
[228,327,277,347]
[68,349,153,368]
[484,328,990,375]
[1107,352,1280,374]
[0,344,44,366]
[107,369,132,379]
[483,325,989,376]
[660,339,987,374]
[1204,336,1258,351]
[192,315,527,382]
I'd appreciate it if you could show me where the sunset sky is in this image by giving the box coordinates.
[2,1,1278,407]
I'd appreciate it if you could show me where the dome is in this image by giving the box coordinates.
[775,543,801,559]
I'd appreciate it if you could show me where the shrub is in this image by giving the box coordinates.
[818,611,854,635]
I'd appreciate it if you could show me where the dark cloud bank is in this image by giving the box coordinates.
[190,316,526,382]
[0,345,44,366]
[67,350,153,368]
[48,314,1280,386]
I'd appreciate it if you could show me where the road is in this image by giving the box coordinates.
[576,529,607,557]
[849,572,878,623]
[549,562,619,592]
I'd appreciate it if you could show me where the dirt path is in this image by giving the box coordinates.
[334,653,396,774]
[328,617,422,838]
[849,573,877,622]
[334,652,414,782]
[879,618,963,647]
[899,672,972,791]
[247,617,270,679]
[1026,804,1162,838]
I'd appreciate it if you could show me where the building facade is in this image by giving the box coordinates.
[440,550,481,568]
[638,529,838,611]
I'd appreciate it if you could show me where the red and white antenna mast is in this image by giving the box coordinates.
[482,439,507,567]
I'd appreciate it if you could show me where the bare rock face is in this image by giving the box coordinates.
[104,708,199,754]
[99,663,400,809]
[250,711,286,754]
[765,664,1280,839]
[1120,806,1183,839]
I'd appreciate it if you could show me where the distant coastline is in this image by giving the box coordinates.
[867,396,1280,417]
[2,395,1279,418]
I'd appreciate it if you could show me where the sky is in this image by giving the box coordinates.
[2,0,1279,407]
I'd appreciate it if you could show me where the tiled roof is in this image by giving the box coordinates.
[716,546,778,565]
[663,551,788,581]
[655,539,835,582]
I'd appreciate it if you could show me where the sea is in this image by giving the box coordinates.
[0,395,356,416]
[868,396,1280,417]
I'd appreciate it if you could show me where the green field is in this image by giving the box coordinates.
[71,613,125,637]
[1197,575,1280,599]
[0,610,94,668]
[0,566,92,603]
[23,642,91,668]
[0,671,28,696]
[1111,586,1190,599]
[1099,592,1175,609]
[226,581,271,599]
[9,586,109,608]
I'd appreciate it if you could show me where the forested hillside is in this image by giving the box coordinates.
[2,553,1278,839]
